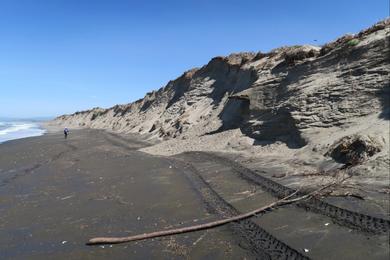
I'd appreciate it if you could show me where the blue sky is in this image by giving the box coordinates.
[0,0,388,118]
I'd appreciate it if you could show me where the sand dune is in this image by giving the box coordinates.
[49,19,390,210]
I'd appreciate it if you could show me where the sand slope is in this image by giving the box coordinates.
[50,19,390,207]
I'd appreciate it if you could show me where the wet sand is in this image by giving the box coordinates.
[0,129,389,259]
[0,130,251,259]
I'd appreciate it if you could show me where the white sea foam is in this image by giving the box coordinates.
[0,123,35,135]
[0,121,46,143]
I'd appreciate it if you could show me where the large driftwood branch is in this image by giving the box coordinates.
[86,180,340,246]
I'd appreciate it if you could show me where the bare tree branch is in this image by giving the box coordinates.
[86,179,342,246]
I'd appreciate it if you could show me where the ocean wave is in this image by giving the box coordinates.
[0,123,37,136]
[0,122,46,143]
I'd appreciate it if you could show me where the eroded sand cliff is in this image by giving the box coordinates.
[51,19,390,207]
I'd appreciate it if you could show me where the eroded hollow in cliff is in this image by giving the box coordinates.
[206,96,250,135]
[207,96,307,149]
[243,108,308,149]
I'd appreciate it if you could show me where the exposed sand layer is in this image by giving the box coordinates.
[0,130,389,259]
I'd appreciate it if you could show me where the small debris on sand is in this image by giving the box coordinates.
[60,195,74,200]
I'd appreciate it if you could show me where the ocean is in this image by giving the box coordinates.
[0,120,46,143]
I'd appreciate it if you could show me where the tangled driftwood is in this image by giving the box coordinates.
[86,181,338,246]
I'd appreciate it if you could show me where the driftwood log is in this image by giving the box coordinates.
[86,181,340,246]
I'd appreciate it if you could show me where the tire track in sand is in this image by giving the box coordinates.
[173,159,309,260]
[104,132,309,259]
[183,151,390,235]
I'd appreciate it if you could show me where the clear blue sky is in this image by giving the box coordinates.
[0,0,388,118]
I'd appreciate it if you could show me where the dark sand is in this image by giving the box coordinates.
[0,129,389,259]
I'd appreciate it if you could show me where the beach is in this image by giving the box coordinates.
[0,129,388,259]
[1,1,389,259]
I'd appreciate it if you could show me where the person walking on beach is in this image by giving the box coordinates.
[64,128,69,139]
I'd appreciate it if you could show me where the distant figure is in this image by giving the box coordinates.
[64,128,69,139]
